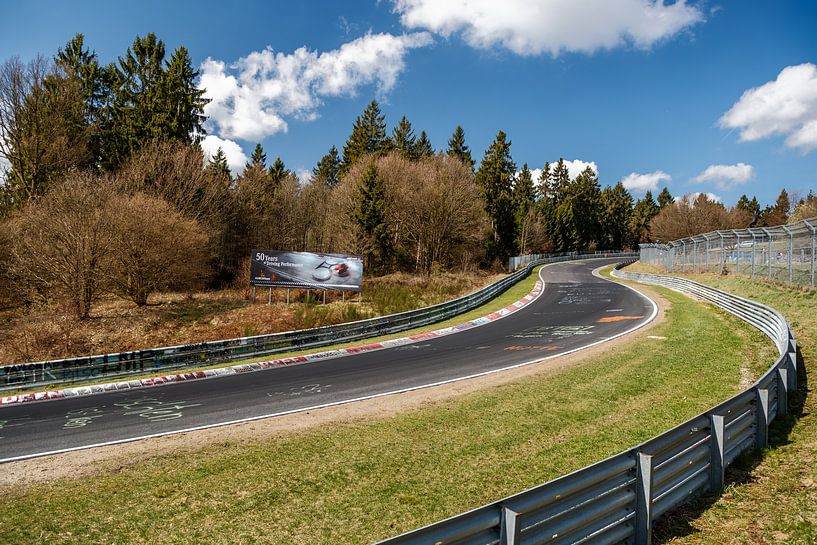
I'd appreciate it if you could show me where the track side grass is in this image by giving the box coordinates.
[648,273,817,544]
[0,281,777,545]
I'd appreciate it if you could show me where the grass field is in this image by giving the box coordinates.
[643,272,817,544]
[0,270,778,545]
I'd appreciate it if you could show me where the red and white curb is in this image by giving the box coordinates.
[1,281,544,407]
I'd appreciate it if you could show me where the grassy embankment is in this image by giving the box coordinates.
[0,267,778,545]
[620,268,815,544]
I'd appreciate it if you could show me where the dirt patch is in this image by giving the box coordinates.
[0,282,668,489]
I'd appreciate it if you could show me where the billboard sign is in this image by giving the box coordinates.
[250,250,363,291]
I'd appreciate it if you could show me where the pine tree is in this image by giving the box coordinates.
[354,161,391,272]
[514,164,536,253]
[269,157,288,185]
[629,191,660,244]
[475,130,517,262]
[560,166,603,250]
[163,46,209,143]
[600,183,634,249]
[341,99,388,175]
[100,34,208,170]
[446,125,474,172]
[391,116,417,160]
[248,143,267,170]
[549,158,571,201]
[312,146,341,187]
[207,147,231,181]
[657,187,673,209]
[536,162,551,200]
[416,130,434,158]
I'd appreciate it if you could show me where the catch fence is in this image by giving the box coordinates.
[639,216,817,287]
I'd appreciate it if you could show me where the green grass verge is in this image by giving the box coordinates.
[646,272,817,544]
[6,268,544,395]
[0,276,778,545]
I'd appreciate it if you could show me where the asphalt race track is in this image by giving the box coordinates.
[0,259,655,462]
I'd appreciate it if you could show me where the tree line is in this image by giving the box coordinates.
[0,33,812,319]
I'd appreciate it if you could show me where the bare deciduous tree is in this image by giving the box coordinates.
[6,172,114,318]
[105,193,209,306]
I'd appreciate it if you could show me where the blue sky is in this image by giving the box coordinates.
[2,0,816,207]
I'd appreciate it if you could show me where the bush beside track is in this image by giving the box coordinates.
[0,267,777,545]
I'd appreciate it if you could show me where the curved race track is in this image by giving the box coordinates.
[0,259,655,462]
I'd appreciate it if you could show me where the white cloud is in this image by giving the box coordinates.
[620,170,671,194]
[199,32,433,142]
[719,63,817,153]
[562,159,598,180]
[200,135,249,175]
[683,191,722,204]
[692,163,754,190]
[294,168,312,186]
[393,0,703,56]
[526,160,598,184]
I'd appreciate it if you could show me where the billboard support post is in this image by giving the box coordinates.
[323,290,326,304]
[252,286,256,303]
[286,289,291,304]
[268,288,272,305]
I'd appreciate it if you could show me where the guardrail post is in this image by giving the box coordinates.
[755,388,769,450]
[777,367,788,417]
[500,507,521,545]
[788,348,798,393]
[709,414,725,491]
[635,452,654,545]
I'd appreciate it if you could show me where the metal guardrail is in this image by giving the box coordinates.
[508,251,636,272]
[639,215,817,287]
[373,263,797,545]
[0,253,636,392]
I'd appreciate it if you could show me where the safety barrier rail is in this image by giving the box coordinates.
[373,263,796,545]
[0,253,635,392]
[508,251,636,272]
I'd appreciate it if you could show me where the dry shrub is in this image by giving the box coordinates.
[651,193,738,242]
[6,172,114,318]
[115,141,243,286]
[106,192,210,306]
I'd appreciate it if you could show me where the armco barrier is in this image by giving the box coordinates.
[0,253,636,392]
[373,263,797,545]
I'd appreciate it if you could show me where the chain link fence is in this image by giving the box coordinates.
[640,216,817,287]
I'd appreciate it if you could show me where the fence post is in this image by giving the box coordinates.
[755,388,769,450]
[751,232,756,277]
[787,228,793,283]
[777,366,788,417]
[635,452,654,545]
[709,414,725,491]
[767,231,773,279]
[806,220,816,287]
[500,507,521,545]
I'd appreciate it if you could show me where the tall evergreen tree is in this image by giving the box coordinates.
[657,187,673,209]
[600,183,634,249]
[269,157,288,185]
[556,166,603,251]
[163,46,209,142]
[475,130,517,263]
[354,161,391,272]
[312,145,341,187]
[207,147,231,181]
[101,33,208,170]
[391,115,417,160]
[55,34,109,132]
[629,191,660,244]
[415,130,434,158]
[514,164,536,254]
[248,143,267,170]
[446,125,474,172]
[536,162,551,200]
[341,99,388,175]
[549,158,571,202]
